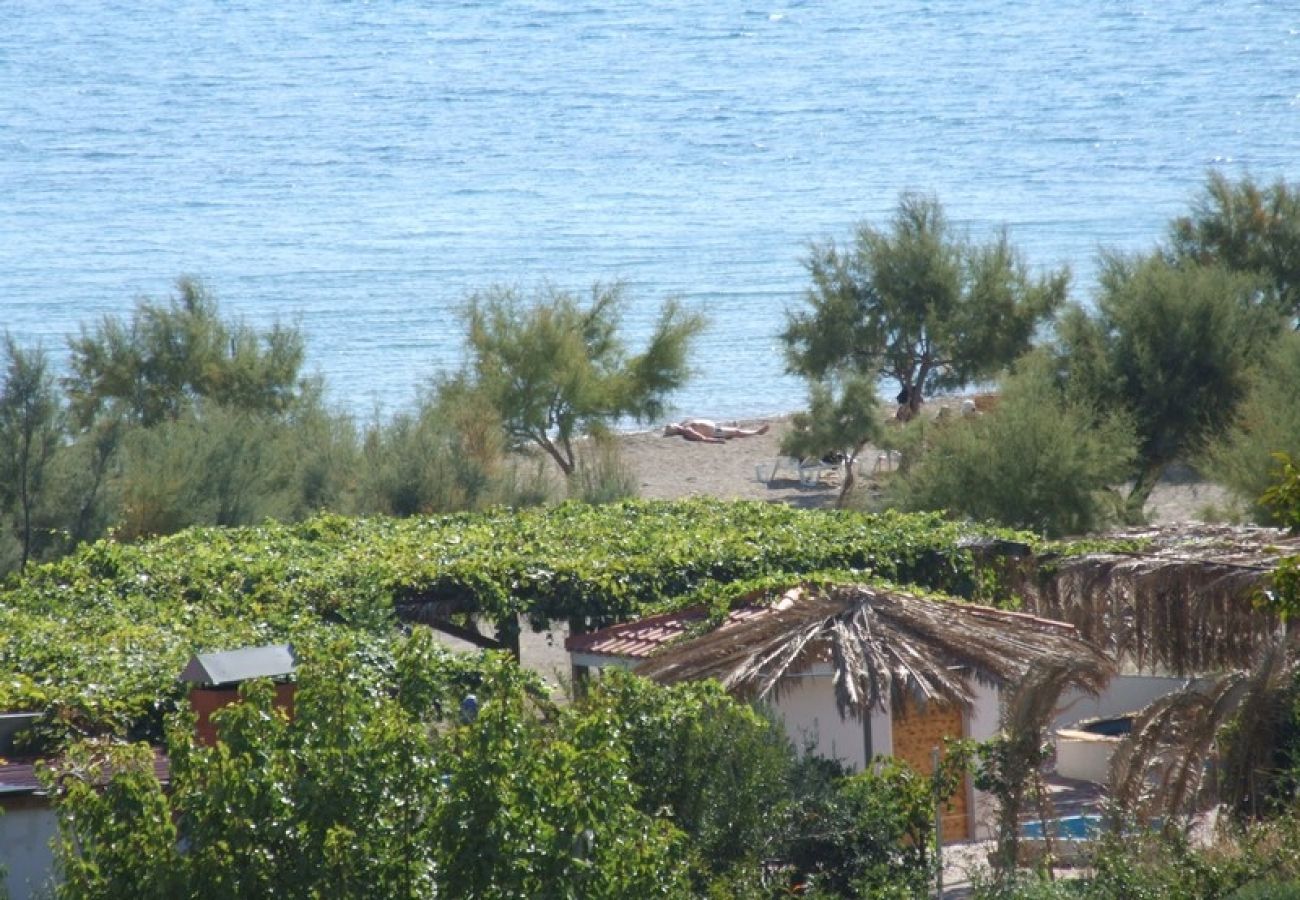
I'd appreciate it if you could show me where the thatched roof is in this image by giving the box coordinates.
[1017,524,1300,675]
[633,583,1111,717]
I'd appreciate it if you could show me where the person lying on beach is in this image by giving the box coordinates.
[663,419,770,443]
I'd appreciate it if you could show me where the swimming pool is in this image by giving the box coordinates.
[1021,814,1103,840]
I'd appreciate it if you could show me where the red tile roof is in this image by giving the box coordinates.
[565,604,774,660]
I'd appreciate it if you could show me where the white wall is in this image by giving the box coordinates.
[966,684,1001,839]
[0,802,58,900]
[767,669,871,770]
[1053,674,1195,730]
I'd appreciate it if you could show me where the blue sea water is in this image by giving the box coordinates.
[2,1,1297,421]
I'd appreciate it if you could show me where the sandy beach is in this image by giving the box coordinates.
[620,410,1233,525]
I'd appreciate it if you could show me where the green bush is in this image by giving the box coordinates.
[43,636,692,899]
[890,353,1136,537]
[578,671,791,886]
[1228,882,1300,900]
[569,435,639,504]
[1202,332,1300,525]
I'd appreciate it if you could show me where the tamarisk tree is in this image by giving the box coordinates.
[447,282,705,477]
[782,193,1067,425]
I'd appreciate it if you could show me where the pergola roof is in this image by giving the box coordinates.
[1020,524,1300,674]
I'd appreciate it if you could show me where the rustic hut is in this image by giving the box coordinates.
[569,582,1111,840]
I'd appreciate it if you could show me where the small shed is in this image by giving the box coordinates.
[180,644,297,746]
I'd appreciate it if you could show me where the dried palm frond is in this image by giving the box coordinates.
[1105,637,1299,830]
[635,583,1112,718]
[1217,637,1297,820]
[1107,673,1245,830]
[1016,524,1300,674]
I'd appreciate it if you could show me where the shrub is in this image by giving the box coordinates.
[890,353,1136,537]
[577,671,791,886]
[1202,332,1300,524]
[569,434,639,505]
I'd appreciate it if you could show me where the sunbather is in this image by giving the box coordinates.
[663,419,770,443]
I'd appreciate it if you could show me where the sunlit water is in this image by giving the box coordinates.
[3,1,1297,420]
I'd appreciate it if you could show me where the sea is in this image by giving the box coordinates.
[2,1,1297,422]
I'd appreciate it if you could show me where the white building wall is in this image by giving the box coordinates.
[0,802,58,900]
[1053,674,1195,730]
[766,670,871,770]
[966,684,1002,839]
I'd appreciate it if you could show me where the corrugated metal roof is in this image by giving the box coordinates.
[179,644,296,687]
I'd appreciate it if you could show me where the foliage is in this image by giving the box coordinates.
[448,282,706,476]
[0,335,62,571]
[890,352,1136,537]
[568,434,639,505]
[354,388,549,517]
[782,192,1067,422]
[42,634,690,899]
[780,376,883,506]
[785,745,970,899]
[433,662,689,898]
[1262,452,1300,533]
[975,815,1300,899]
[578,671,791,885]
[0,503,1042,746]
[64,277,306,429]
[1055,252,1281,516]
[1262,458,1300,621]
[1169,171,1300,327]
[1227,882,1300,899]
[1203,333,1300,524]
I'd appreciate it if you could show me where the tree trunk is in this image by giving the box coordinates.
[1125,461,1166,522]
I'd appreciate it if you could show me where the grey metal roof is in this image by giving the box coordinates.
[179,644,296,687]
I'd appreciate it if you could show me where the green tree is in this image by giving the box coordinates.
[785,754,965,899]
[64,277,306,428]
[449,282,706,476]
[43,634,690,899]
[781,375,883,506]
[1170,171,1300,327]
[782,193,1068,424]
[0,336,63,572]
[1203,332,1300,524]
[355,388,540,517]
[111,407,298,540]
[576,671,792,887]
[890,353,1136,537]
[1056,253,1280,517]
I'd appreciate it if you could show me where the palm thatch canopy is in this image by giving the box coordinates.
[633,583,1111,718]
[1016,524,1300,675]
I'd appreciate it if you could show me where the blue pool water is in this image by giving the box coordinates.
[1022,815,1103,840]
[3,2,1297,418]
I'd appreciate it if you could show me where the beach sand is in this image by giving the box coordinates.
[619,411,1234,525]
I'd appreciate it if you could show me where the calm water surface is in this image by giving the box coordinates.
[2,1,1297,419]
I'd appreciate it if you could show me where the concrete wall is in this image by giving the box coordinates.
[1056,729,1121,783]
[0,799,58,900]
